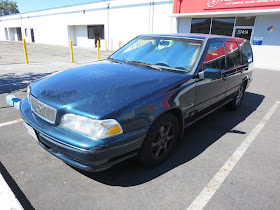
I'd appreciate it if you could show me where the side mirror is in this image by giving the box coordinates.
[198,68,222,80]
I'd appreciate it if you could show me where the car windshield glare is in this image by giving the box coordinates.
[109,36,203,72]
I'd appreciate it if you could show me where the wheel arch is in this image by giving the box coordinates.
[150,108,185,142]
[242,75,249,89]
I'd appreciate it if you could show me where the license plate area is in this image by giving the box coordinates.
[23,122,39,143]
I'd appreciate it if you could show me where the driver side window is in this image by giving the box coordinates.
[201,41,226,71]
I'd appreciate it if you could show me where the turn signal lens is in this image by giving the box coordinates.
[108,125,122,136]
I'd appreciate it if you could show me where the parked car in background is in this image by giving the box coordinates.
[21,34,254,172]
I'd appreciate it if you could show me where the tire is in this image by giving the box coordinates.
[138,113,179,167]
[227,82,246,111]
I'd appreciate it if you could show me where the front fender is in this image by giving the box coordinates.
[113,78,196,133]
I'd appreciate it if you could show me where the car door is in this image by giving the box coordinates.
[193,41,228,118]
[224,41,244,98]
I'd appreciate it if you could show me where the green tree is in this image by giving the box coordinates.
[0,0,19,16]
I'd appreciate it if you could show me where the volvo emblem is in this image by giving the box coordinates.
[207,0,219,7]
[36,104,43,112]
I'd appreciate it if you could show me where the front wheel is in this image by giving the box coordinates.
[227,83,245,111]
[138,113,179,167]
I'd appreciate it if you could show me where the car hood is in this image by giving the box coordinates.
[31,60,190,118]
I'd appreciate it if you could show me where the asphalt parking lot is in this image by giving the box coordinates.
[0,41,113,65]
[1,42,280,210]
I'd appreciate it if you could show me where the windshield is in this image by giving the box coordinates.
[109,36,203,73]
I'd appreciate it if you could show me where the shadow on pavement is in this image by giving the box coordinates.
[0,162,35,209]
[74,92,264,186]
[0,72,53,94]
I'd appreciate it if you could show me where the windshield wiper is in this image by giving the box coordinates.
[124,60,162,71]
[108,57,124,64]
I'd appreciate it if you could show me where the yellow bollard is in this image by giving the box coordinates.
[111,39,113,52]
[70,40,74,63]
[97,40,100,60]
[22,39,29,64]
[119,41,121,49]
[105,38,107,51]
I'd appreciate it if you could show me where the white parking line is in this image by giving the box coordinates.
[0,119,23,128]
[187,101,280,210]
[0,173,23,210]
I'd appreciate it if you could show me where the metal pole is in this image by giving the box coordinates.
[22,39,29,64]
[107,3,110,51]
[97,40,100,60]
[119,41,121,49]
[70,40,74,63]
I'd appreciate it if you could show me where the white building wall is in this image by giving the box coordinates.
[252,15,280,70]
[74,25,95,47]
[0,0,175,50]
[254,15,280,46]
[252,45,280,70]
[177,17,191,33]
[8,28,16,41]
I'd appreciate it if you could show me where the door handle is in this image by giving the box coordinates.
[240,67,248,73]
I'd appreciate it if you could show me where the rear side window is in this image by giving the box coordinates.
[225,41,242,69]
[202,41,226,71]
[238,41,253,64]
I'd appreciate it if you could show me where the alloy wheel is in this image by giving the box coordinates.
[236,85,244,106]
[151,122,176,159]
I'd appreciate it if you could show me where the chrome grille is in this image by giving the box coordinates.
[30,95,57,124]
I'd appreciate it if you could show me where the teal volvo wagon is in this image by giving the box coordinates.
[21,34,254,172]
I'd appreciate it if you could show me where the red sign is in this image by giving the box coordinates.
[173,0,280,14]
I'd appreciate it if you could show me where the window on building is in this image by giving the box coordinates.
[225,41,242,69]
[235,16,255,26]
[25,28,28,36]
[211,18,235,36]
[202,42,226,71]
[190,16,255,38]
[87,25,104,40]
[191,18,211,34]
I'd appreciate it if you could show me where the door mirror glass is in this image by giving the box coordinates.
[199,68,222,80]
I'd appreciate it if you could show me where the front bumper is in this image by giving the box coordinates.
[20,98,149,172]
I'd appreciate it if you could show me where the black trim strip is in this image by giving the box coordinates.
[185,98,233,128]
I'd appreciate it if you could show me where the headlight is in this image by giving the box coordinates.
[27,85,31,102]
[60,114,123,139]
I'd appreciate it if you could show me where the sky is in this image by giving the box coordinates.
[15,0,106,13]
